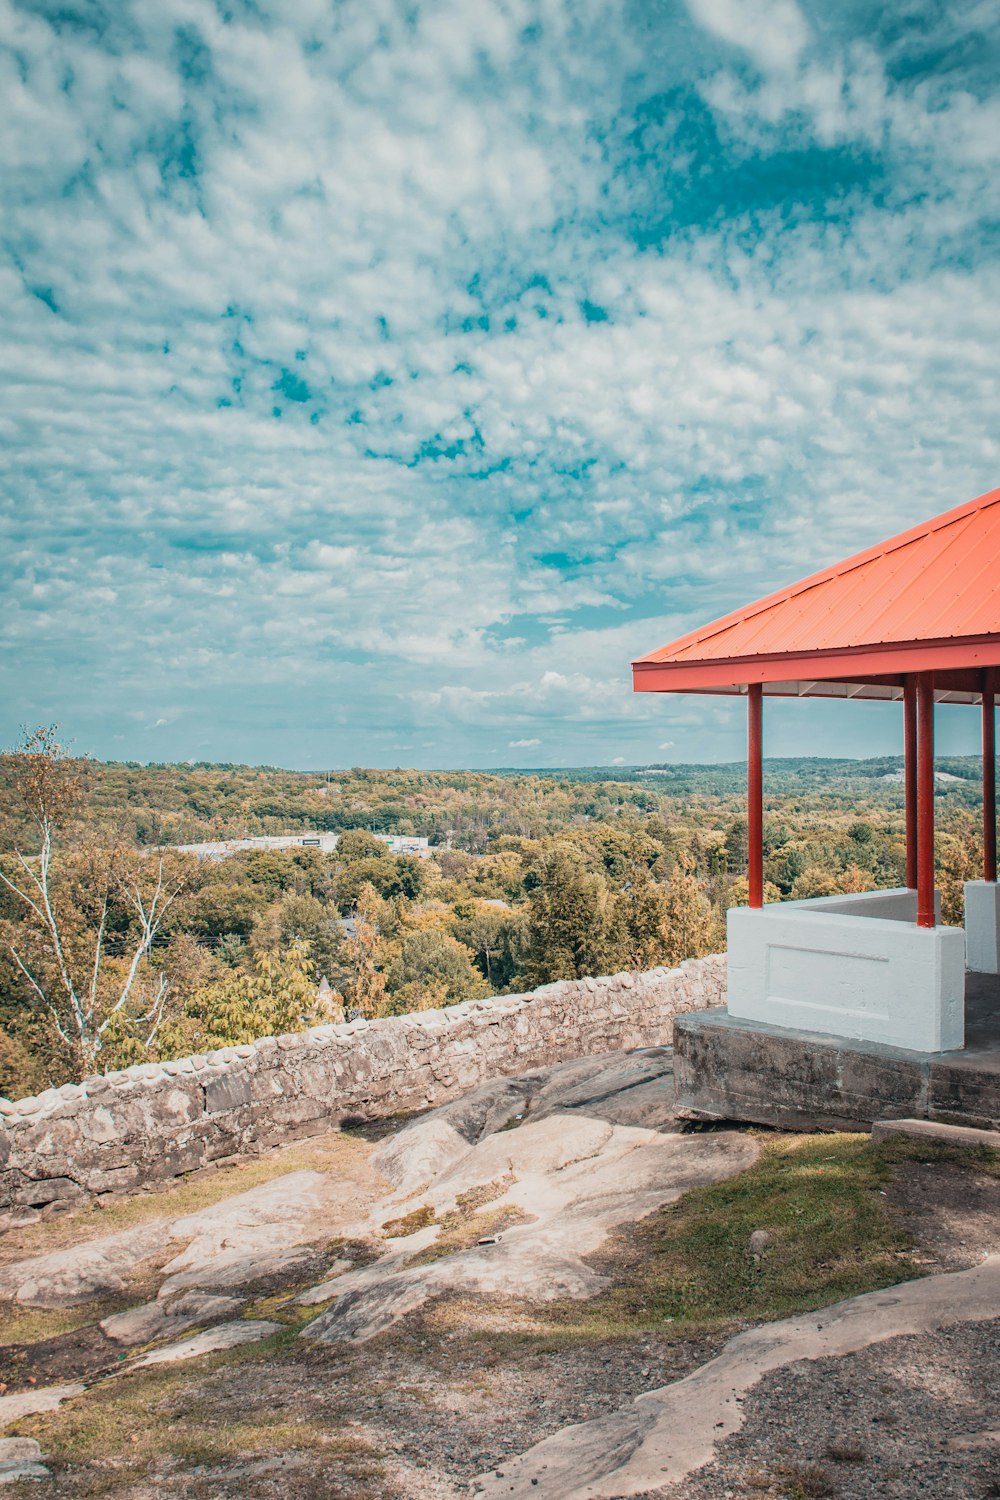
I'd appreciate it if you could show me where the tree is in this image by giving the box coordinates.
[468,849,527,901]
[521,845,611,984]
[588,825,662,881]
[158,939,326,1053]
[342,883,388,1019]
[729,874,784,907]
[0,728,185,1077]
[724,817,749,874]
[0,1010,52,1100]
[250,893,344,980]
[607,874,671,971]
[451,901,525,989]
[658,864,715,968]
[789,866,842,900]
[335,854,426,909]
[936,813,981,926]
[386,928,489,1007]
[336,829,387,863]
[186,880,266,939]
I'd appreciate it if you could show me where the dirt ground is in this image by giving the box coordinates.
[883,1155,1000,1272]
[662,1156,1000,1500]
[668,1317,1000,1500]
[2,1066,999,1499]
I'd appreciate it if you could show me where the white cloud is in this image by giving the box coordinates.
[684,0,809,73]
[1,0,998,767]
[509,737,542,747]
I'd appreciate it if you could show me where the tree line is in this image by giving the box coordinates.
[0,730,984,1099]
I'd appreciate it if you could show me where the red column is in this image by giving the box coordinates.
[904,677,918,890]
[984,669,997,883]
[916,673,935,928]
[748,682,763,908]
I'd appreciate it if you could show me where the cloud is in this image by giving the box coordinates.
[684,0,810,73]
[509,738,542,748]
[0,0,998,768]
[659,741,675,750]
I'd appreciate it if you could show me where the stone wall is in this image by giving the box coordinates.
[0,956,725,1209]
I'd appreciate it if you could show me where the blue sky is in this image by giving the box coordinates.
[2,0,999,769]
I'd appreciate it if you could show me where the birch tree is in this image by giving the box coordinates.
[0,727,184,1076]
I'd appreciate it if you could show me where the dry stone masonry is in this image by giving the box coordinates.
[0,956,724,1209]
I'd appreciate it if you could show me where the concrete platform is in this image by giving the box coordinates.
[673,972,1000,1133]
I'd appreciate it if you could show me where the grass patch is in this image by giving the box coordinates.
[824,1440,867,1463]
[535,1132,920,1339]
[325,1235,381,1267]
[381,1205,436,1236]
[772,1458,836,1497]
[874,1133,1000,1177]
[456,1132,941,1355]
[244,1289,327,1328]
[244,1263,344,1328]
[408,1203,533,1266]
[0,1256,178,1359]
[0,1300,108,1348]
[16,1358,381,1494]
[453,1176,514,1213]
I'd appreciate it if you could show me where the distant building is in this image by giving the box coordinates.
[378,834,433,857]
[170,831,432,861]
[880,770,965,784]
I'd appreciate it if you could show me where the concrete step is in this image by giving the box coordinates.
[871,1117,1000,1149]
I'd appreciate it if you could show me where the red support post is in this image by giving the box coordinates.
[916,673,936,928]
[748,682,764,909]
[904,677,918,890]
[984,669,997,884]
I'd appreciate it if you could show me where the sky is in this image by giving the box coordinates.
[2,0,1000,771]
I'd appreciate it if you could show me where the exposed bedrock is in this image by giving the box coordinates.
[299,1050,758,1344]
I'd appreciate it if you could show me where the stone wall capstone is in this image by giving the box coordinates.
[0,955,725,1208]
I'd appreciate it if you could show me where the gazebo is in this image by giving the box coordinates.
[632,485,1000,1127]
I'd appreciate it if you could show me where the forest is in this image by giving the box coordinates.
[0,731,988,1100]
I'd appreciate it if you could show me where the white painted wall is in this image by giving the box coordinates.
[727,897,965,1053]
[964,881,1000,974]
[799,888,940,923]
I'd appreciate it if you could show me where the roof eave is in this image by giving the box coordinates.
[632,635,1000,694]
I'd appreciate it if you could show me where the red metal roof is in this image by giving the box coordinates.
[633,485,1000,703]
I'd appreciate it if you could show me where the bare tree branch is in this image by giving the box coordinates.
[8,944,75,1049]
[2,731,186,1071]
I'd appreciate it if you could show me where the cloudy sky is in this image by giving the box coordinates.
[3,0,999,769]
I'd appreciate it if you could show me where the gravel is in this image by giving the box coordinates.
[667,1314,1000,1500]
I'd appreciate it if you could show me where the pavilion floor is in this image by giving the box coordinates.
[672,970,1000,1133]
